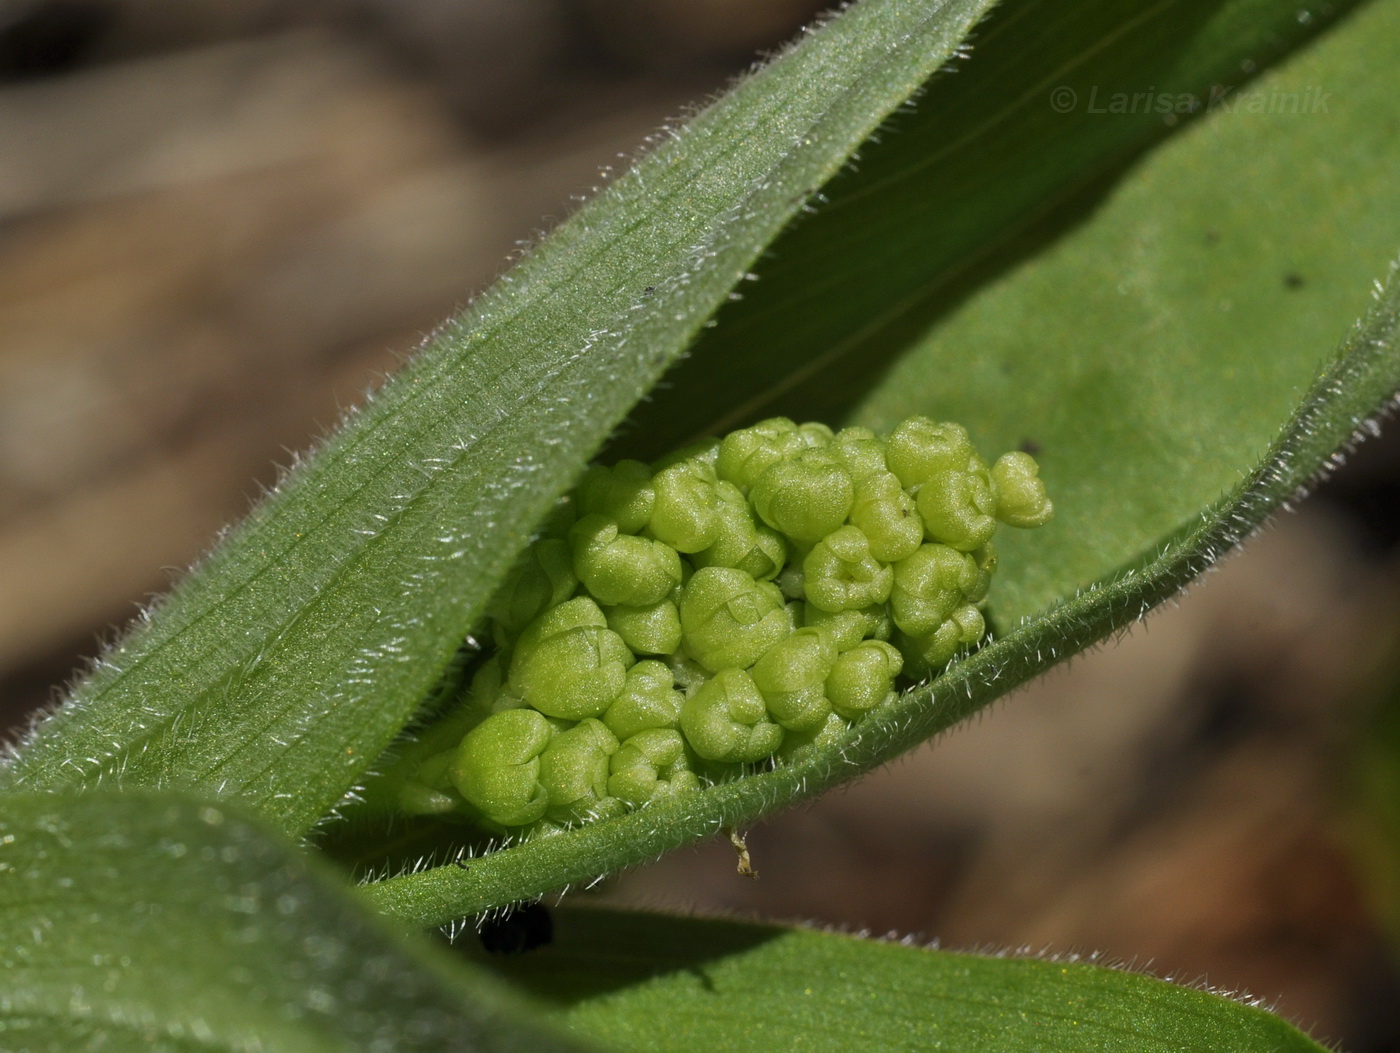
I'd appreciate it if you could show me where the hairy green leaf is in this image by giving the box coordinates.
[364,0,1400,924]
[476,909,1326,1052]
[0,789,592,1052]
[0,0,994,835]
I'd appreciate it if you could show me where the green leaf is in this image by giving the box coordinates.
[475,908,1327,1052]
[615,0,1368,466]
[0,0,994,836]
[0,788,593,1052]
[848,0,1400,622]
[363,0,1400,925]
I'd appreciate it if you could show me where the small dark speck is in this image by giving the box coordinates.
[1283,272,1305,289]
[479,902,553,955]
[643,286,655,295]
[1019,438,1042,456]
[1204,229,1220,245]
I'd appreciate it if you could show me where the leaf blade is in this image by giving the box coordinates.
[847,0,1400,620]
[0,0,997,835]
[0,788,594,1052]
[363,0,1400,922]
[477,908,1327,1053]
[614,0,1371,462]
[366,256,1400,926]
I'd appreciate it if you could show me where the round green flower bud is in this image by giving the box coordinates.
[801,602,891,651]
[760,686,832,737]
[538,718,620,824]
[915,465,997,552]
[608,728,699,806]
[966,543,997,605]
[469,655,528,714]
[897,605,985,675]
[679,566,793,673]
[776,562,806,601]
[715,417,807,491]
[680,667,784,763]
[829,426,889,482]
[383,693,491,817]
[513,593,604,641]
[848,470,924,562]
[693,480,786,581]
[889,544,978,636]
[750,450,855,544]
[397,779,461,817]
[751,626,838,732]
[650,458,723,553]
[885,417,974,489]
[802,525,894,613]
[450,709,553,828]
[991,451,1054,528]
[604,597,683,656]
[650,437,720,473]
[776,710,850,764]
[570,513,683,607]
[488,537,577,639]
[751,626,838,693]
[603,659,683,740]
[510,597,634,719]
[835,425,878,440]
[577,459,655,534]
[826,639,903,719]
[395,747,465,817]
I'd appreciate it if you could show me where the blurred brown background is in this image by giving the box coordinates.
[2,1,1400,1048]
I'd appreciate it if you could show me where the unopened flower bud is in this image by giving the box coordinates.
[608,728,699,805]
[751,626,838,732]
[885,417,973,489]
[450,709,553,827]
[991,451,1054,528]
[511,597,634,718]
[603,659,683,740]
[538,718,622,824]
[570,513,682,607]
[889,544,978,637]
[679,566,793,673]
[750,450,854,544]
[577,459,655,533]
[826,639,903,719]
[680,667,784,763]
[803,525,894,613]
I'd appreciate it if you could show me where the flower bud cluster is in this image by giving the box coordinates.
[397,416,1051,836]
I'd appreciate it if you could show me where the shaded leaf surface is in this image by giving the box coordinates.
[617,0,1368,475]
[849,0,1400,619]
[477,909,1326,1052]
[0,789,591,1052]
